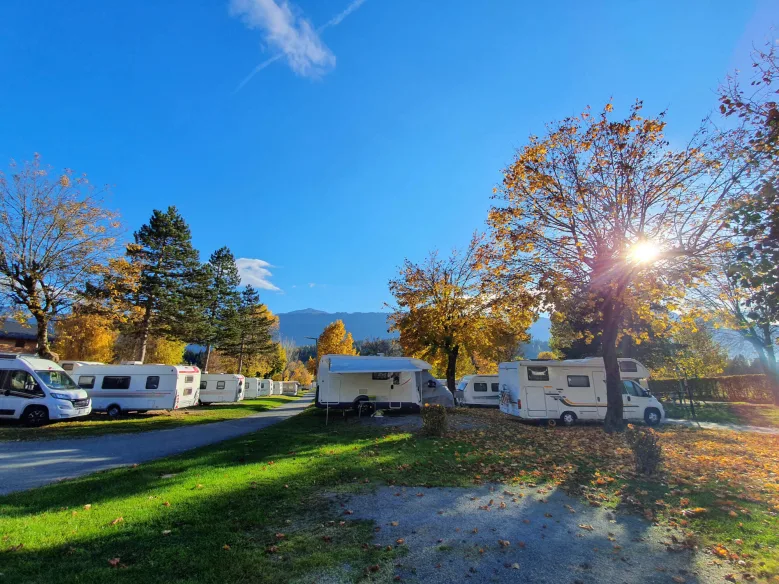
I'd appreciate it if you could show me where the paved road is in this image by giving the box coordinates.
[0,393,314,495]
[666,417,779,434]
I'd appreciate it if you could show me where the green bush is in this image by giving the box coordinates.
[420,403,448,436]
[649,374,773,404]
[625,424,662,475]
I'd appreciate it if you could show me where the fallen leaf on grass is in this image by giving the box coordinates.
[162,530,172,536]
[83,504,92,510]
[498,539,510,547]
[672,577,685,584]
[368,564,380,573]
[110,517,124,526]
[108,558,120,568]
[322,536,332,543]
[344,510,354,516]
[578,524,594,531]
[396,538,405,545]
[511,563,520,570]
[390,521,399,526]
[162,502,171,507]
[223,544,231,551]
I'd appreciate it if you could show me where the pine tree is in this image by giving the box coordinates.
[196,246,241,371]
[126,207,200,362]
[221,285,276,374]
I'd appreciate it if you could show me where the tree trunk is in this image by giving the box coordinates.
[743,326,779,405]
[601,300,624,433]
[237,337,245,376]
[204,343,213,372]
[137,301,153,363]
[33,312,57,360]
[446,345,459,404]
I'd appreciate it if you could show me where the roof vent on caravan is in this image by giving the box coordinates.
[120,361,144,366]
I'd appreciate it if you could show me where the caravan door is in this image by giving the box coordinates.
[524,365,553,418]
[559,369,597,418]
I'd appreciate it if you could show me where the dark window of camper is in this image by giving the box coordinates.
[102,376,131,390]
[14,339,25,348]
[183,386,193,396]
[199,380,207,390]
[567,375,590,387]
[216,381,226,390]
[474,382,488,392]
[619,361,638,373]
[372,372,390,380]
[62,363,74,371]
[622,380,644,397]
[491,382,500,392]
[527,367,549,381]
[145,376,160,390]
[78,375,95,389]
[185,375,194,383]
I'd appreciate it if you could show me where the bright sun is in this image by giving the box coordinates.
[628,241,660,263]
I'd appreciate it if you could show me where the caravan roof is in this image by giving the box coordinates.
[325,355,431,374]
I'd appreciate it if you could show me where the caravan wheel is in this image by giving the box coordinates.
[106,404,122,419]
[353,398,375,416]
[560,412,577,427]
[644,408,661,426]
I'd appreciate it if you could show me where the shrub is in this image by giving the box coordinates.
[624,424,662,475]
[648,374,773,404]
[421,403,448,436]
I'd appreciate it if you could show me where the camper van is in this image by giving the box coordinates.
[199,374,245,405]
[280,381,299,396]
[498,358,664,426]
[0,354,92,426]
[69,363,201,417]
[455,375,500,407]
[316,354,453,412]
[258,379,272,397]
[244,378,260,399]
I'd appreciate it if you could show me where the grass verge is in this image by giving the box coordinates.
[0,408,776,582]
[663,400,779,428]
[0,396,299,441]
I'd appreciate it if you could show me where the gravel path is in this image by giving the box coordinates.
[344,484,732,584]
[665,418,779,434]
[0,394,313,495]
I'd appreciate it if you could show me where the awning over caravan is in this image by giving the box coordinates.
[327,355,431,374]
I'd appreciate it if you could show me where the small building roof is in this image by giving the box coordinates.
[324,354,431,374]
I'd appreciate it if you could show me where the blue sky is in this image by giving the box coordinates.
[1,0,776,315]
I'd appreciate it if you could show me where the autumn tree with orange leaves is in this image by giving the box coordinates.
[388,234,534,398]
[489,101,757,432]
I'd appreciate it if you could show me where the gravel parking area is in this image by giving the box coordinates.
[344,484,732,584]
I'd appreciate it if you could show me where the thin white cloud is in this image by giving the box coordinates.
[308,282,316,288]
[231,0,367,90]
[236,258,281,291]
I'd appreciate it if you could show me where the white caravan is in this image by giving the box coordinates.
[316,355,453,412]
[69,363,201,418]
[281,381,299,396]
[498,358,664,426]
[0,354,91,426]
[244,378,260,399]
[199,374,245,404]
[258,379,272,397]
[455,374,500,407]
[271,380,282,396]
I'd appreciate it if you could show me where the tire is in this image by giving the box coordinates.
[23,405,49,427]
[644,408,661,426]
[106,404,122,419]
[560,411,577,427]
[353,398,374,415]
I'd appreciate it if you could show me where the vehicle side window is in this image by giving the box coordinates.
[145,376,160,390]
[619,361,639,373]
[527,367,549,381]
[102,376,131,390]
[627,381,643,397]
[491,383,499,392]
[200,380,207,390]
[183,387,193,396]
[3,370,43,397]
[216,381,226,390]
[185,375,194,383]
[567,375,590,387]
[62,363,74,371]
[473,382,488,392]
[78,375,96,389]
[372,372,390,380]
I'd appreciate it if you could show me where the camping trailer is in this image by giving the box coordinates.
[199,374,245,404]
[455,374,500,407]
[271,380,282,396]
[69,363,201,417]
[0,354,92,426]
[316,354,453,412]
[498,358,664,426]
[258,379,272,396]
[280,381,299,396]
[244,377,260,399]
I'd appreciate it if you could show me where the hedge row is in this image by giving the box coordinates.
[648,374,775,404]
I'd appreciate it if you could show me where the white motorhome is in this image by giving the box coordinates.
[271,380,282,396]
[0,354,92,426]
[244,378,260,399]
[280,381,299,396]
[316,355,453,412]
[69,363,201,418]
[498,358,664,426]
[455,374,500,407]
[199,374,245,405]
[258,379,272,397]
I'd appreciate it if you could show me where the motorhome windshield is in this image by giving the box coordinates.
[456,380,468,391]
[36,370,79,390]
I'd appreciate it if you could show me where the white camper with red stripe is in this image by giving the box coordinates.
[67,362,201,418]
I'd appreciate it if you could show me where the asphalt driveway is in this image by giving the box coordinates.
[0,393,313,495]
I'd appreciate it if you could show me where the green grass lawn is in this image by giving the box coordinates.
[0,396,300,441]
[663,400,779,428]
[0,408,776,583]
